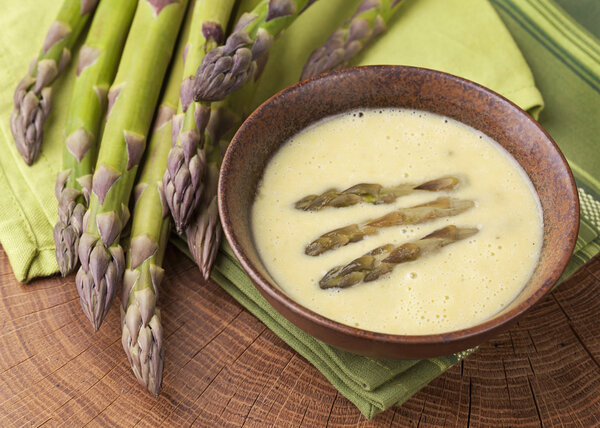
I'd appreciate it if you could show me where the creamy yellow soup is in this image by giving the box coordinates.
[251,109,543,335]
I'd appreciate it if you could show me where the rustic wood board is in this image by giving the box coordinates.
[0,245,599,427]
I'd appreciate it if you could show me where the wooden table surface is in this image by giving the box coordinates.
[1,245,599,428]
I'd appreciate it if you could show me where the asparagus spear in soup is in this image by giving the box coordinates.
[320,225,479,289]
[295,176,459,211]
[306,197,474,256]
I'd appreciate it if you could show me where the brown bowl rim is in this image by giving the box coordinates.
[219,65,580,351]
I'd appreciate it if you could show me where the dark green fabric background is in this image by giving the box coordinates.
[555,0,600,37]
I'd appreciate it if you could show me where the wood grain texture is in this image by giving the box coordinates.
[0,245,599,427]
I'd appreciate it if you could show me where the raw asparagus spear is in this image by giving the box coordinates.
[193,0,317,103]
[185,146,222,279]
[76,0,188,331]
[121,21,187,395]
[184,103,240,278]
[320,225,478,289]
[295,176,459,211]
[163,0,235,234]
[301,0,405,79]
[306,197,474,256]
[121,123,171,396]
[54,0,137,277]
[10,0,99,165]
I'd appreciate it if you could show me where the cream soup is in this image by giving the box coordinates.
[251,108,543,335]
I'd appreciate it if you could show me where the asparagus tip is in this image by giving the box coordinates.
[163,137,208,234]
[54,181,87,276]
[53,222,79,276]
[121,306,164,396]
[415,176,459,191]
[186,197,222,280]
[192,30,256,102]
[75,236,124,331]
[11,74,53,165]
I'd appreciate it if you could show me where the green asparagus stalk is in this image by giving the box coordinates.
[120,9,190,394]
[306,197,474,256]
[76,0,188,331]
[320,225,478,289]
[295,176,459,211]
[193,0,317,103]
[54,0,138,277]
[163,0,236,234]
[301,0,405,79]
[10,0,100,165]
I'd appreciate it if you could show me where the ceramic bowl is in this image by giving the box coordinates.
[218,65,579,359]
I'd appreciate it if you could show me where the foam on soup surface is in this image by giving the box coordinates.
[251,109,543,335]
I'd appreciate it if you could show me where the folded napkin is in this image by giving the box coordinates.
[1,0,598,420]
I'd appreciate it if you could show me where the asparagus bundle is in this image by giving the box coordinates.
[320,225,479,289]
[295,176,459,211]
[193,0,317,103]
[120,24,186,395]
[76,0,188,331]
[163,0,236,233]
[306,197,474,256]
[301,0,405,79]
[11,0,99,165]
[54,0,138,277]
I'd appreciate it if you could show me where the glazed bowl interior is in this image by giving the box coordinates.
[219,65,579,359]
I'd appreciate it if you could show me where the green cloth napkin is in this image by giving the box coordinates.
[0,0,598,420]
